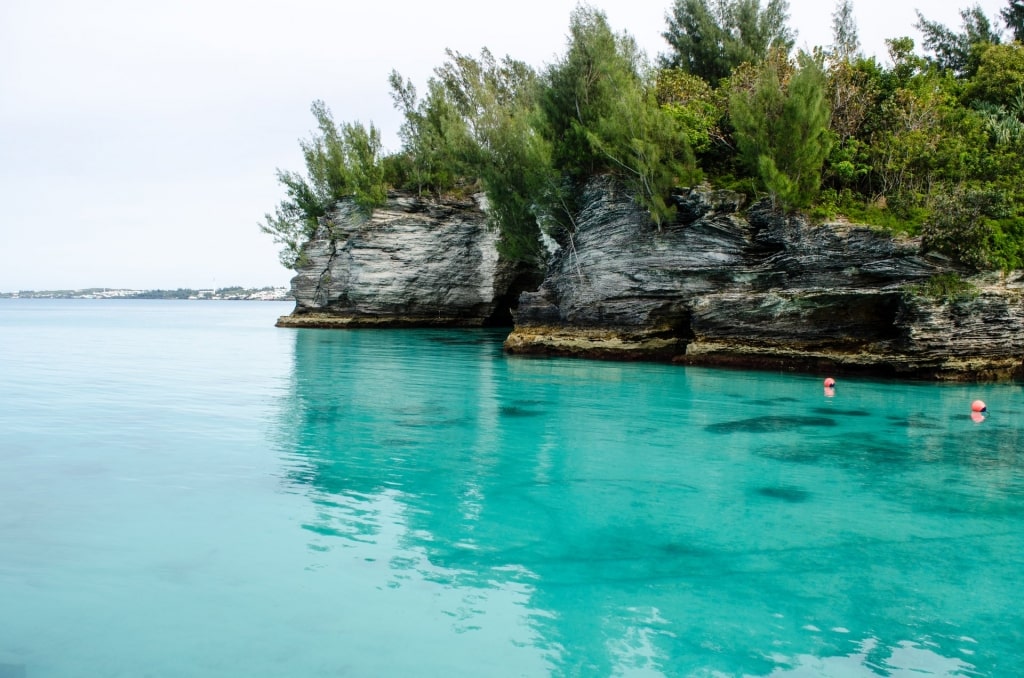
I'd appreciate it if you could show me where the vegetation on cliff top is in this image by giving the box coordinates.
[263,0,1024,273]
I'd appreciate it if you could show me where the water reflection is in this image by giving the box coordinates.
[763,636,976,677]
[270,328,1024,676]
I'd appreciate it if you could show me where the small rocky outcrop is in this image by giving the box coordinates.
[277,192,539,329]
[506,178,1024,380]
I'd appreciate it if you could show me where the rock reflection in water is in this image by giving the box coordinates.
[268,328,1024,676]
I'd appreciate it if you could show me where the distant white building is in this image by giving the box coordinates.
[246,287,291,301]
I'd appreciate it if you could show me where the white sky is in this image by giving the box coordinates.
[0,0,1008,291]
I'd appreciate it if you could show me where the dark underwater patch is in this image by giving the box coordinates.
[379,437,419,448]
[706,415,837,433]
[305,404,343,424]
[395,418,431,428]
[658,541,713,558]
[810,407,872,417]
[396,416,466,429]
[500,405,544,418]
[748,397,801,406]
[754,486,812,502]
[886,415,944,430]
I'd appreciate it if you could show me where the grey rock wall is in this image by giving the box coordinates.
[506,178,1024,380]
[277,192,536,328]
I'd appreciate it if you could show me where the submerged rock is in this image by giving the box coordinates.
[506,177,1024,380]
[277,192,540,329]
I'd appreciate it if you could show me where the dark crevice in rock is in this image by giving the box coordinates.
[484,263,545,328]
[311,239,337,308]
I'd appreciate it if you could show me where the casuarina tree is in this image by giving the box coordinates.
[661,0,794,84]
[730,52,832,209]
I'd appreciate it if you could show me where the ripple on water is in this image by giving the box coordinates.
[754,444,827,464]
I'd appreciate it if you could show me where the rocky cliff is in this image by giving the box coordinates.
[277,182,1024,380]
[277,192,538,329]
[505,178,1024,380]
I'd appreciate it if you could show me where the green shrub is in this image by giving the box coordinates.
[910,272,978,299]
[921,188,1010,269]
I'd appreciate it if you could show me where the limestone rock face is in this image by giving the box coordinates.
[278,192,537,328]
[507,178,1024,380]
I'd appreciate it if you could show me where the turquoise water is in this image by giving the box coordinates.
[1,300,1022,677]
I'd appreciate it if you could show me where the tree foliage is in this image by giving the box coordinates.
[921,188,1013,270]
[297,101,387,212]
[661,0,794,83]
[1004,0,1024,42]
[830,0,859,62]
[263,1,1024,274]
[730,52,832,209]
[656,69,726,155]
[543,6,696,227]
[586,80,697,227]
[915,5,1001,78]
[261,101,386,267]
[542,6,644,179]
[966,42,1024,106]
[387,73,472,195]
[433,48,554,263]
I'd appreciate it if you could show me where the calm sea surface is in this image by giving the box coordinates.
[1,299,1022,677]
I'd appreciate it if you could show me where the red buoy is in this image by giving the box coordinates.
[971,400,987,413]
[824,377,836,388]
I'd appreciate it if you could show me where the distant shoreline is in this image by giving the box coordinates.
[1,286,291,301]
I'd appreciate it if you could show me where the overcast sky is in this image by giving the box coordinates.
[0,0,1008,291]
